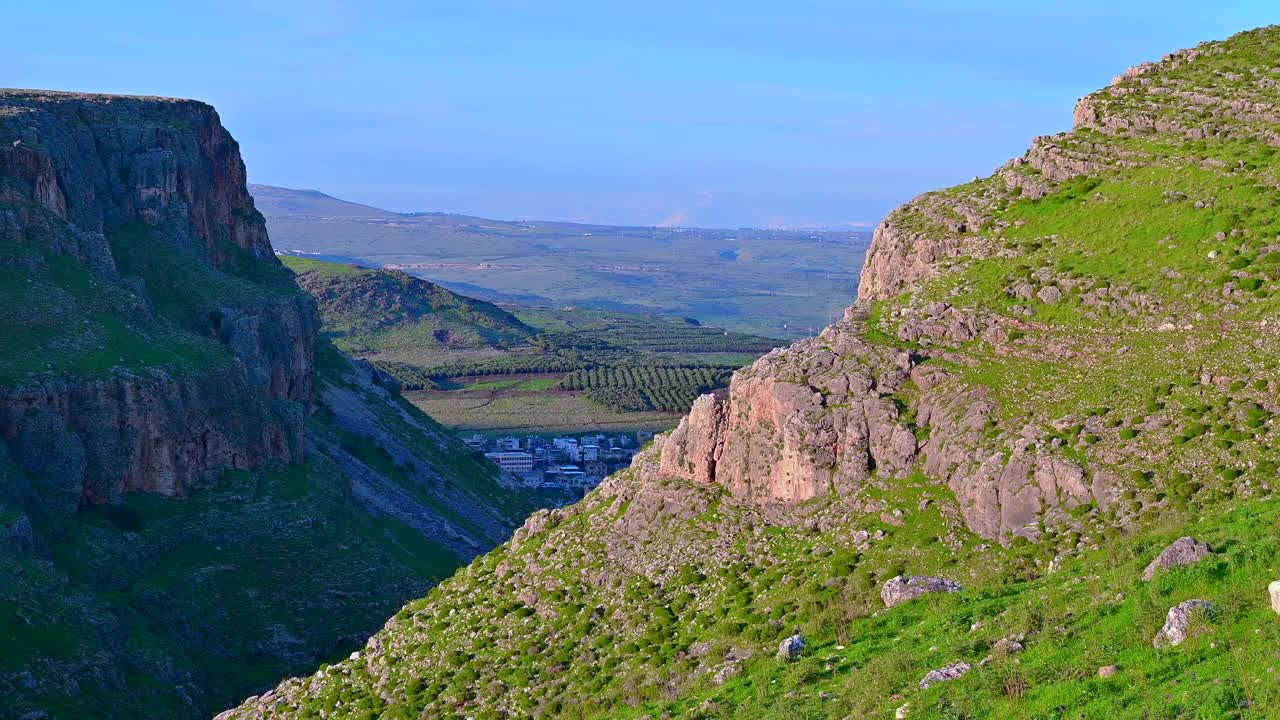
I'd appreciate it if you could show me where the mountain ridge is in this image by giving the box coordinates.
[249,184,868,339]
[222,26,1280,719]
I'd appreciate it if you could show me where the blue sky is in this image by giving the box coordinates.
[4,2,1276,228]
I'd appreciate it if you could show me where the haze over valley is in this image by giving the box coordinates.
[252,184,869,339]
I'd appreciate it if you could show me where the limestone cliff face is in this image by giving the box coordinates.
[0,90,274,263]
[652,309,1101,540]
[1,91,569,720]
[0,367,303,511]
[0,90,317,507]
[656,311,916,504]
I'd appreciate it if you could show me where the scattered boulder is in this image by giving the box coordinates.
[2,513,34,553]
[920,661,971,689]
[992,636,1025,655]
[1142,537,1212,581]
[882,575,963,608]
[895,702,911,719]
[1037,285,1064,304]
[776,632,806,661]
[711,662,741,685]
[1098,665,1119,678]
[1269,581,1280,615]
[1153,599,1216,648]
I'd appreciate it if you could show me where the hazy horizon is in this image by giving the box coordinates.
[249,182,878,231]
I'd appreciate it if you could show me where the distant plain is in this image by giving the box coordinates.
[252,184,870,339]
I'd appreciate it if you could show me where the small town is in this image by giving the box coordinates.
[467,431,655,494]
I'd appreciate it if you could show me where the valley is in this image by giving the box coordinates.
[9,15,1280,720]
[225,26,1280,720]
[283,255,782,437]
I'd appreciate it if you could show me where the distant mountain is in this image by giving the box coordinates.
[281,255,533,353]
[250,184,870,339]
[248,184,399,219]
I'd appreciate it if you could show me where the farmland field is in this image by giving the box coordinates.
[404,377,681,434]
[284,255,785,433]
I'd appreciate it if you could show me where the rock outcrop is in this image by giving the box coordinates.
[0,91,274,262]
[655,315,917,504]
[881,575,963,608]
[0,366,303,511]
[919,661,971,689]
[652,308,1099,540]
[1142,537,1212,581]
[775,632,806,660]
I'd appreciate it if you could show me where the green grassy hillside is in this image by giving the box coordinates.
[223,26,1280,720]
[282,255,534,356]
[218,467,1280,720]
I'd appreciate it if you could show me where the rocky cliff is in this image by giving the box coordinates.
[0,91,561,720]
[651,304,1099,541]
[0,90,316,508]
[648,33,1280,542]
[223,26,1280,720]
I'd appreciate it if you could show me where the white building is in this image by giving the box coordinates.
[496,436,521,451]
[485,451,534,474]
[582,444,599,461]
[556,465,587,482]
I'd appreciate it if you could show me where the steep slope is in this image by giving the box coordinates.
[0,90,555,720]
[227,27,1280,720]
[281,255,533,355]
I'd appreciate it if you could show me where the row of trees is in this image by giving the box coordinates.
[426,345,740,380]
[564,367,732,412]
[426,354,590,378]
[381,329,745,413]
[373,361,440,391]
[559,366,730,392]
[576,326,779,354]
